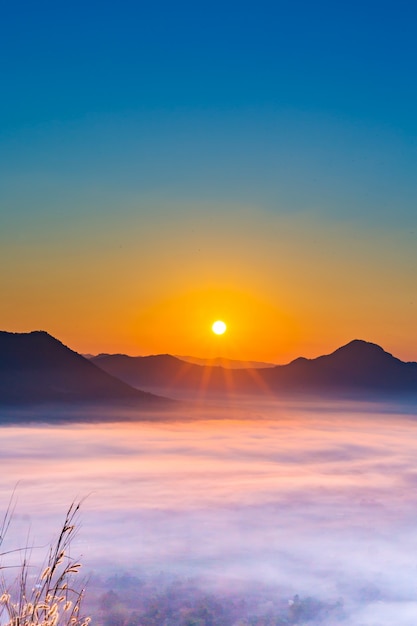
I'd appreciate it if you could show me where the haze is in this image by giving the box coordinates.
[2,399,417,625]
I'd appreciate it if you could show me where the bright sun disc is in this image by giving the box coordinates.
[212,320,227,335]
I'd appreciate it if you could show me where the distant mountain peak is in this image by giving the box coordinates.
[337,339,386,352]
[329,339,397,362]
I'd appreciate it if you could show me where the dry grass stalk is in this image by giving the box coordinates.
[0,502,90,626]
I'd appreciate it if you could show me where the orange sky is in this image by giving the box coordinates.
[2,207,416,363]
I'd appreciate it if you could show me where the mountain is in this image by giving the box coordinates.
[174,355,275,369]
[91,352,271,396]
[0,331,167,406]
[91,353,207,393]
[261,340,417,393]
[92,340,417,398]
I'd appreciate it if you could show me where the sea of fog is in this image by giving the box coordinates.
[2,398,417,625]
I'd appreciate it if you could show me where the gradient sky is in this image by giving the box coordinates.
[1,0,417,362]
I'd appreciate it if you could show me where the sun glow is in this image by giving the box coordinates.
[212,320,227,335]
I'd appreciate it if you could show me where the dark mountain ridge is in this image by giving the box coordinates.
[93,354,275,369]
[174,355,275,369]
[92,340,417,397]
[0,330,166,406]
[262,340,417,392]
[2,331,416,405]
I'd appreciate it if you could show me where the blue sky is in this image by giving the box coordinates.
[2,0,416,221]
[1,0,417,359]
[2,1,416,127]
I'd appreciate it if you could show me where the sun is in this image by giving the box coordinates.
[212,320,227,335]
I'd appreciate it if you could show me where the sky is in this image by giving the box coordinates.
[1,0,417,362]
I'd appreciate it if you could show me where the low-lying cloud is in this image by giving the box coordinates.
[1,398,417,624]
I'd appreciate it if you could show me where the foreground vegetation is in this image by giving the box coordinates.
[0,502,90,626]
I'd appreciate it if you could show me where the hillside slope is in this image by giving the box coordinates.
[0,331,167,406]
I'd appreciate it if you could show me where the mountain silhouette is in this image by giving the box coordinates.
[174,355,275,369]
[0,331,167,406]
[261,340,417,393]
[92,340,417,398]
[91,353,211,393]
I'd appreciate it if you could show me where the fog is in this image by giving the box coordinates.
[2,398,417,624]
